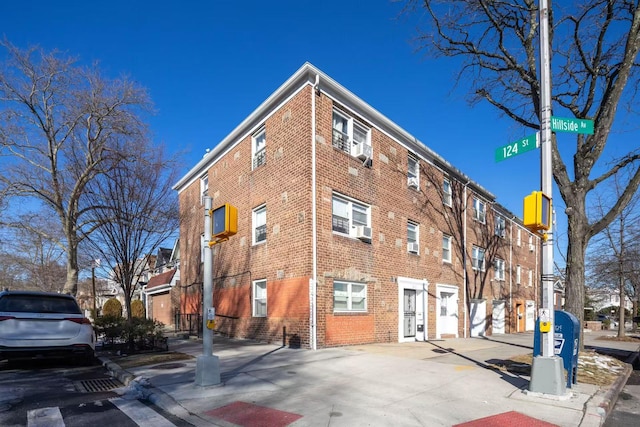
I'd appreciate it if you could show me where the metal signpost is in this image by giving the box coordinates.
[495,133,539,162]
[195,195,221,387]
[528,0,566,396]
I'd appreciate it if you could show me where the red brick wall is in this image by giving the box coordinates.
[177,83,540,347]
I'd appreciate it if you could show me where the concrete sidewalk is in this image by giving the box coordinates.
[101,330,640,427]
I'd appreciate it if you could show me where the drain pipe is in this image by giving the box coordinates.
[462,180,470,338]
[423,279,429,341]
[310,74,319,350]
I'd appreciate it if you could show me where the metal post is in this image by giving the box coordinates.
[91,264,97,319]
[529,0,566,396]
[195,196,221,386]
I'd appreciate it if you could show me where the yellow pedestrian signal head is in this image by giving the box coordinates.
[523,191,551,232]
[212,203,238,239]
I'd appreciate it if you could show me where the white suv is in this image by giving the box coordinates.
[0,290,95,365]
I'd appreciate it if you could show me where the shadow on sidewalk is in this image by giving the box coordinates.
[426,340,529,389]
[221,346,286,382]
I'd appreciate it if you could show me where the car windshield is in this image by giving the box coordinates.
[0,295,81,314]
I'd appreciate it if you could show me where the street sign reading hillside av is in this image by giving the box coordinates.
[495,133,538,162]
[550,116,594,134]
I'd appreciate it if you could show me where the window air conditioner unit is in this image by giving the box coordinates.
[354,225,372,242]
[408,177,419,189]
[354,143,372,161]
[407,242,419,254]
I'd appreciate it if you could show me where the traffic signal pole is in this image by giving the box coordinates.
[195,195,221,387]
[528,0,566,396]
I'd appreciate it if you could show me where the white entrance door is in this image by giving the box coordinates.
[492,300,506,334]
[398,277,426,342]
[470,300,486,337]
[525,300,535,331]
[436,285,459,338]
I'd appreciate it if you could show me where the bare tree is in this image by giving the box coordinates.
[587,173,640,336]
[0,40,152,295]
[83,143,180,321]
[402,0,640,345]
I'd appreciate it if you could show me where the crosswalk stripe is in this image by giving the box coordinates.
[27,407,65,427]
[109,397,177,427]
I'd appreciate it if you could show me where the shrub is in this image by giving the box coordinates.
[131,300,145,318]
[103,298,123,317]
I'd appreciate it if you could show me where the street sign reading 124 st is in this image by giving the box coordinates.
[495,133,538,162]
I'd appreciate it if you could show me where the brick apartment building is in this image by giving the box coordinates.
[173,63,540,349]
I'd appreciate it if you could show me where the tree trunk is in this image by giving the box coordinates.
[62,239,79,295]
[563,214,589,350]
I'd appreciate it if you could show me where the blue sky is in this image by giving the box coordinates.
[2,1,635,264]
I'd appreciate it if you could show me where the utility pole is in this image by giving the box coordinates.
[528,0,567,396]
[195,196,221,386]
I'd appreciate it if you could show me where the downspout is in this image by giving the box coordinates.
[510,218,514,329]
[310,74,319,350]
[462,180,469,338]
[423,279,429,341]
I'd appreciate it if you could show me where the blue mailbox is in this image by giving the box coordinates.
[533,310,580,388]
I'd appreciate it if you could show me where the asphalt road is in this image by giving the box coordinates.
[0,358,191,427]
[604,367,640,427]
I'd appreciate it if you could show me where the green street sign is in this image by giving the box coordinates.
[495,133,538,162]
[550,116,594,134]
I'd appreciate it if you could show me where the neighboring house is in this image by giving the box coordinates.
[587,286,633,314]
[142,241,180,328]
[173,63,540,349]
[553,278,565,310]
[105,255,156,316]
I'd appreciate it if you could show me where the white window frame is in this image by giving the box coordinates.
[516,265,522,284]
[473,198,486,224]
[407,153,419,189]
[331,193,371,238]
[200,175,209,205]
[495,216,506,238]
[528,269,533,287]
[333,280,367,312]
[443,178,452,207]
[332,109,371,158]
[494,258,505,281]
[528,234,534,251]
[472,246,486,271]
[517,229,522,246]
[252,204,267,245]
[252,279,267,317]
[442,235,452,263]
[407,221,419,254]
[252,127,266,169]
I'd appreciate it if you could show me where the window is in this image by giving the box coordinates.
[407,221,419,254]
[200,175,209,205]
[442,235,452,263]
[516,265,522,284]
[332,110,371,159]
[528,270,533,287]
[495,216,506,237]
[473,198,486,223]
[517,229,522,246]
[333,281,367,312]
[407,153,419,189]
[443,178,452,207]
[252,280,267,317]
[528,235,534,251]
[472,246,485,271]
[332,193,371,240]
[252,128,266,169]
[494,258,505,281]
[252,205,267,244]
